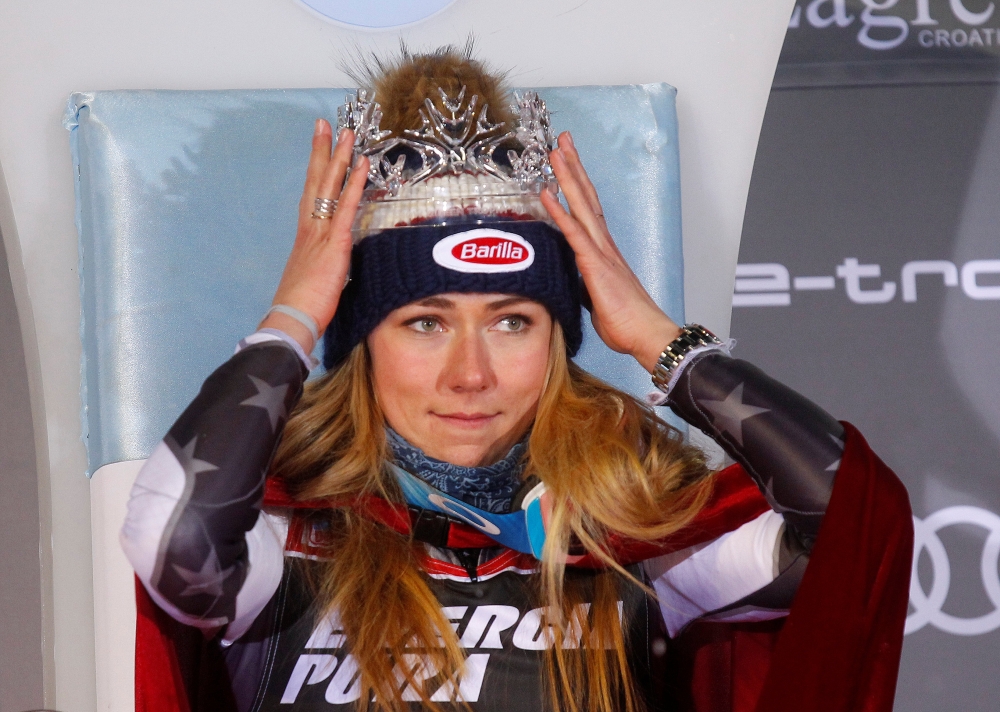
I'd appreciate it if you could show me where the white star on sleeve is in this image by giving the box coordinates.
[825,432,845,471]
[176,436,219,478]
[171,547,234,598]
[240,375,290,432]
[699,382,770,446]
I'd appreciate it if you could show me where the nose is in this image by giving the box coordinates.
[440,329,496,393]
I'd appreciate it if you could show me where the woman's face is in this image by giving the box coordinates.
[367,293,553,467]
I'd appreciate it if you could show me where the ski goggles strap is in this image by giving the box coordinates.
[388,463,548,558]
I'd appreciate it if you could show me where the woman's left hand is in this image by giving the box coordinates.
[540,132,682,373]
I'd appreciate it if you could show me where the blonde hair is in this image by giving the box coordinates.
[271,324,712,712]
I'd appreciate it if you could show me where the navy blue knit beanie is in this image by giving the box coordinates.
[323,217,582,369]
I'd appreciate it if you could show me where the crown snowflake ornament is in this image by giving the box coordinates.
[337,86,559,238]
[509,90,557,188]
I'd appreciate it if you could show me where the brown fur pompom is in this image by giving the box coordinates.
[345,39,515,135]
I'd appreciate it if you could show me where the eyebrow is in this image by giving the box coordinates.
[415,296,455,309]
[485,296,533,311]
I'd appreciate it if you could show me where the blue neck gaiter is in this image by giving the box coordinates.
[386,428,527,514]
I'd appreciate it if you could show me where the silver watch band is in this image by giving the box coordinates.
[651,324,722,392]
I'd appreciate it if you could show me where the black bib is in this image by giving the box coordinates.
[226,560,657,712]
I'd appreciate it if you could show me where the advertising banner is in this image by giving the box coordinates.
[733,2,1000,709]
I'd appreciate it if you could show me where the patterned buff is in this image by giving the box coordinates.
[386,428,527,514]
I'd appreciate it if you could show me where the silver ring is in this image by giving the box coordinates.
[312,197,337,219]
[314,197,337,213]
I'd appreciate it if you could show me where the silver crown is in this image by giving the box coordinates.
[337,87,557,197]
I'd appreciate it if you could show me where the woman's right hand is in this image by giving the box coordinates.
[258,120,369,353]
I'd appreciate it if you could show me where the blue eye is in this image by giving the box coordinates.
[408,317,441,333]
[496,316,528,332]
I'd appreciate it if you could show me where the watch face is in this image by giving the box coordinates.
[296,0,458,28]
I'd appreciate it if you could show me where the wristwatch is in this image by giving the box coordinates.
[651,324,722,393]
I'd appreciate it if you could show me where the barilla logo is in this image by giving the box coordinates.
[432,229,535,274]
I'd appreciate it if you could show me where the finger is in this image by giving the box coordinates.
[539,185,575,232]
[557,132,605,218]
[316,129,356,201]
[300,119,333,216]
[551,144,629,262]
[549,148,611,251]
[328,155,369,239]
[541,190,625,320]
[540,187,603,263]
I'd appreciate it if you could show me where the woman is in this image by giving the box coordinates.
[122,49,911,712]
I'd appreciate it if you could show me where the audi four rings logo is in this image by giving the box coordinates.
[907,506,1000,636]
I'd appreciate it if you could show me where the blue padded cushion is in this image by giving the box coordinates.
[65,86,684,474]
